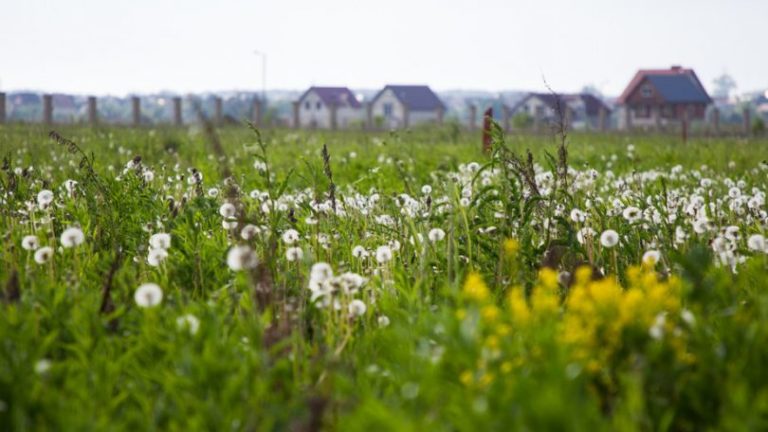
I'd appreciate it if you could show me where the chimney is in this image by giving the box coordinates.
[671,65,682,71]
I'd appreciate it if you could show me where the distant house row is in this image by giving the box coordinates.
[292,66,717,132]
[2,65,735,132]
[294,85,446,129]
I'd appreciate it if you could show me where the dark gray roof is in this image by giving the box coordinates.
[299,87,361,108]
[646,75,711,104]
[374,85,445,111]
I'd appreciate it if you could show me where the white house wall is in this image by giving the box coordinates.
[371,89,406,128]
[371,88,440,128]
[298,90,364,129]
[299,91,329,128]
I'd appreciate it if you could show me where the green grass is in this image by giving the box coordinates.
[1,123,768,431]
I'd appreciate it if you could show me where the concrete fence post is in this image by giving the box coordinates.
[131,96,141,126]
[402,105,410,129]
[172,97,182,126]
[329,102,338,130]
[87,96,98,126]
[365,102,374,130]
[0,92,6,124]
[502,105,511,132]
[214,97,223,125]
[534,106,543,132]
[468,104,477,130]
[598,107,607,131]
[623,106,632,131]
[436,106,445,125]
[252,98,263,127]
[292,101,300,129]
[743,107,751,135]
[711,107,720,134]
[43,94,53,125]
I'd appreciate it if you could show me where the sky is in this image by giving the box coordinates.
[1,0,765,97]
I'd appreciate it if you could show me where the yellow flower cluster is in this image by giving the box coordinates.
[560,266,685,371]
[458,258,691,387]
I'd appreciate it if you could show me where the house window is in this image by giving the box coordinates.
[383,103,393,117]
[641,85,653,98]
[635,105,650,118]
[304,101,310,110]
[316,102,322,110]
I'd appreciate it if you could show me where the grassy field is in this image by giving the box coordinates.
[1,123,768,431]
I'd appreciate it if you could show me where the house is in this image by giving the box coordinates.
[295,86,363,129]
[616,66,712,130]
[508,93,611,130]
[369,85,446,128]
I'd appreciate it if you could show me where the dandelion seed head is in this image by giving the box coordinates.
[21,235,39,251]
[226,245,258,271]
[134,283,163,308]
[600,230,619,248]
[34,246,54,264]
[60,227,85,248]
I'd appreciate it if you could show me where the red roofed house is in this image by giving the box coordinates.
[617,66,712,130]
[296,86,364,129]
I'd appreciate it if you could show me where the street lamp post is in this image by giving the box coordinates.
[253,50,267,104]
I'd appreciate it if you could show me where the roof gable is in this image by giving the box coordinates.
[299,87,361,108]
[618,67,711,104]
[374,85,445,111]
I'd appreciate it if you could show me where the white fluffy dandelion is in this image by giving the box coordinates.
[351,245,369,259]
[219,202,236,218]
[600,230,620,248]
[60,227,85,248]
[348,299,367,317]
[134,283,163,308]
[37,190,54,208]
[747,234,766,252]
[285,246,304,262]
[21,235,39,251]
[377,315,391,327]
[375,245,393,264]
[147,248,168,267]
[240,224,260,240]
[642,250,661,265]
[149,233,171,250]
[622,206,642,223]
[34,246,54,264]
[226,245,259,271]
[176,314,200,335]
[428,228,446,242]
[281,229,300,245]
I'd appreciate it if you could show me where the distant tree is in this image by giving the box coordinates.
[581,85,603,99]
[712,74,737,99]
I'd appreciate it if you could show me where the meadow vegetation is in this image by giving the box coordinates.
[1,123,768,430]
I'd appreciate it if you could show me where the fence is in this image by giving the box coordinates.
[0,91,759,137]
[0,93,265,128]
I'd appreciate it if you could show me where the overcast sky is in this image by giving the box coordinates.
[1,0,765,96]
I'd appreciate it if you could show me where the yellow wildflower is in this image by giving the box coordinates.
[503,238,520,257]
[463,271,490,302]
